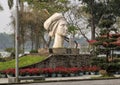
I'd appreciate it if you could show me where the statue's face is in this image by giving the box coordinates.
[56,20,68,36]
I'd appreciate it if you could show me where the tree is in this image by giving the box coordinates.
[91,32,120,76]
[0,5,3,10]
[7,0,50,51]
[77,0,108,40]
[66,4,90,41]
[0,0,4,10]
[18,7,50,50]
[25,0,70,14]
[8,0,13,9]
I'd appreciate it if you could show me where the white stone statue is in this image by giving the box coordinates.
[44,13,68,48]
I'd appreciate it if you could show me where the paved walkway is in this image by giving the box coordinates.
[45,75,101,81]
[0,78,8,84]
[0,75,120,84]
[14,79,120,85]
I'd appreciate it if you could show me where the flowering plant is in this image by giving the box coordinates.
[54,67,68,74]
[88,66,101,72]
[42,68,54,74]
[20,68,40,76]
[68,67,79,73]
[4,68,15,76]
[2,66,101,76]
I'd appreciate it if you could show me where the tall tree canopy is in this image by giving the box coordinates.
[1,0,120,51]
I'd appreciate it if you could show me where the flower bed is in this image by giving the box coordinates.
[0,66,101,77]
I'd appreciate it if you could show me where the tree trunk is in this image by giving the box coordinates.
[90,1,96,40]
[31,27,34,50]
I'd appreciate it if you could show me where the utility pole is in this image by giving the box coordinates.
[15,0,19,83]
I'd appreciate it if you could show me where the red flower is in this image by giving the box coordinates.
[88,40,97,45]
[19,68,41,75]
[82,66,89,72]
[1,66,101,76]
[68,67,79,73]
[79,67,85,72]
[88,66,101,72]
[42,68,54,74]
[4,68,15,75]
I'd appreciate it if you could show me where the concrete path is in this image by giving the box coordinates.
[0,75,120,84]
[0,78,8,84]
[45,75,101,81]
[11,79,120,85]
[0,75,100,84]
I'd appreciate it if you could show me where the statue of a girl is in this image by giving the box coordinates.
[44,13,68,48]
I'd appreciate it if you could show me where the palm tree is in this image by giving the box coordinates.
[0,0,13,10]
[0,5,3,10]
[8,0,13,9]
[0,1,3,10]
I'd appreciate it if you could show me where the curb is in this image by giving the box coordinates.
[0,76,120,85]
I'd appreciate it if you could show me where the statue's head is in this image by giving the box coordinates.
[44,13,68,37]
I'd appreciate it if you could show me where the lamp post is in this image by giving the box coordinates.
[106,27,109,63]
[15,0,19,83]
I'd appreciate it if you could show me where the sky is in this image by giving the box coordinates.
[0,0,13,34]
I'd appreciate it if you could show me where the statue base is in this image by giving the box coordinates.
[38,48,79,55]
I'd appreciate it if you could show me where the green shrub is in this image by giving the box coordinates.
[91,57,120,74]
[0,58,5,62]
[113,58,120,63]
[91,57,106,65]
[4,48,14,53]
[30,50,38,53]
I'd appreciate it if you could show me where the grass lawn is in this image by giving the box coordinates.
[0,55,46,71]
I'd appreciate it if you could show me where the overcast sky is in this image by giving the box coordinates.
[0,0,14,34]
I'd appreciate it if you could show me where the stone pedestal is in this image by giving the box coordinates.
[38,48,79,54]
[23,54,92,68]
[38,48,50,55]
